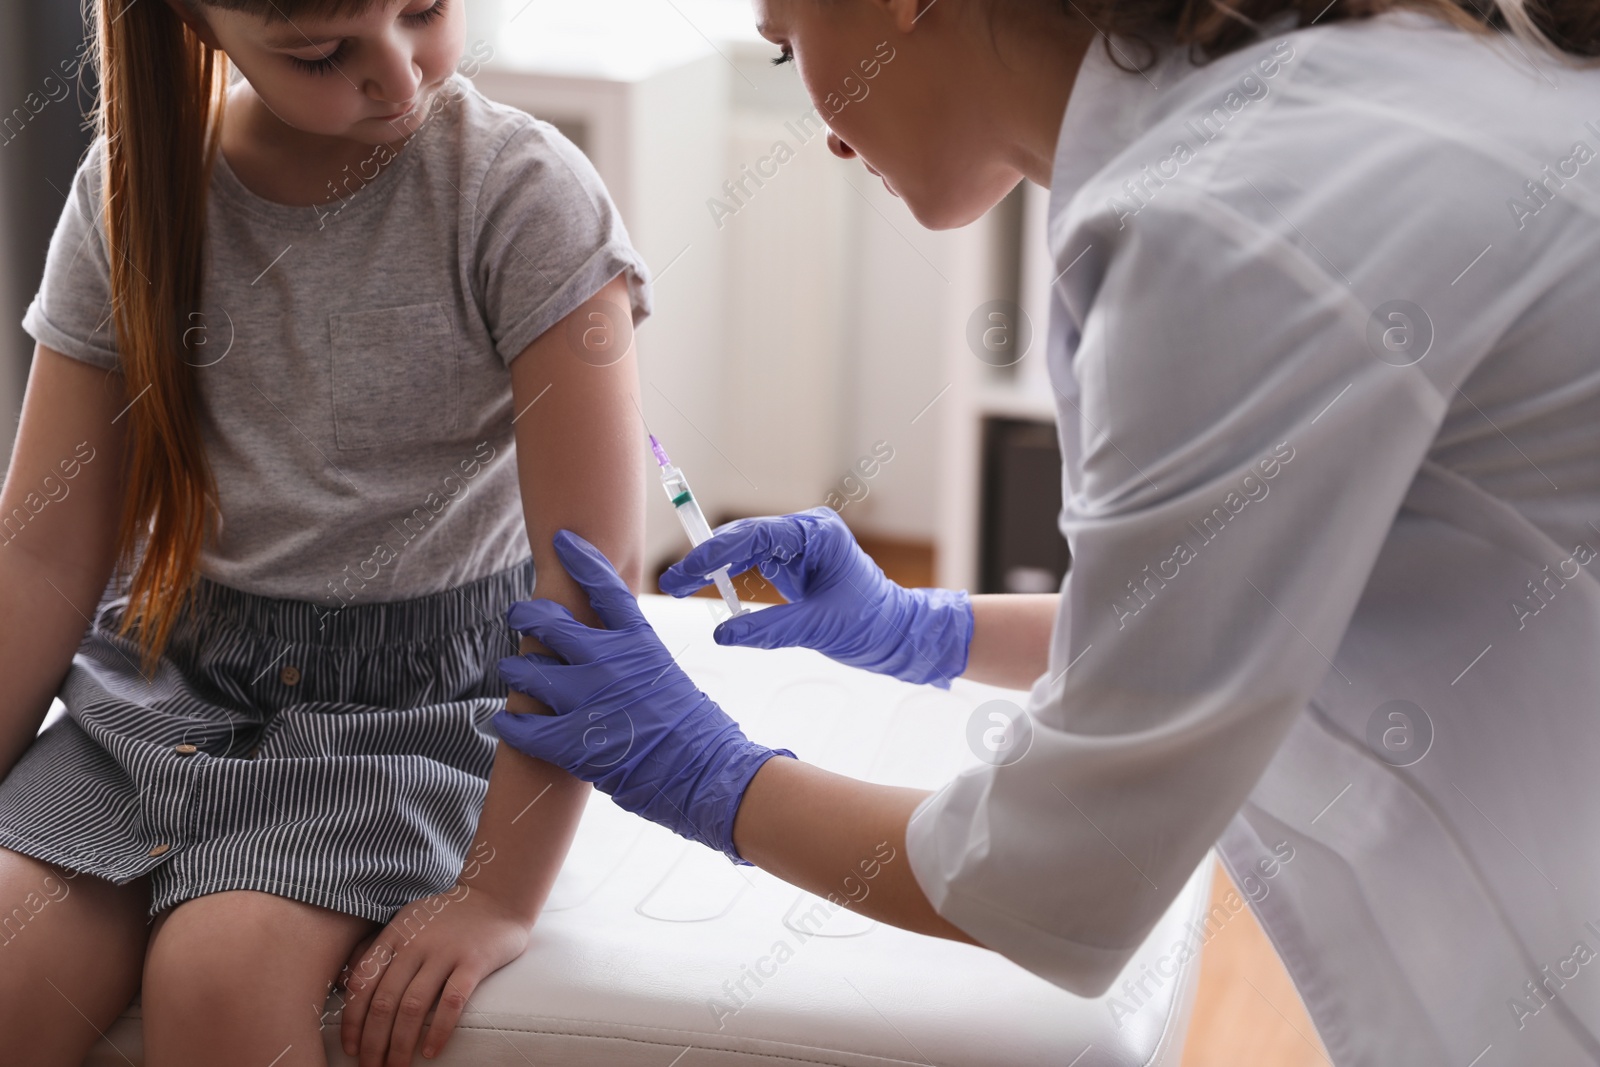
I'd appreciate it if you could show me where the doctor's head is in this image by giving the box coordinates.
[752,0,1096,230]
[754,0,1598,231]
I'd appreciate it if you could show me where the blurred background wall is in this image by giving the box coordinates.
[0,0,96,447]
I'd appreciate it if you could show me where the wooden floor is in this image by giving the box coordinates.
[1182,861,1331,1067]
[665,530,1330,1064]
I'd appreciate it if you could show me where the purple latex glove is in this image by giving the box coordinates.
[492,531,794,864]
[659,507,974,688]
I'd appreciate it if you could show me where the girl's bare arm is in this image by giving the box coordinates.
[0,345,128,777]
[462,272,645,923]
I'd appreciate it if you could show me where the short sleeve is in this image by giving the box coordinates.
[904,189,1456,996]
[470,119,653,366]
[21,137,120,372]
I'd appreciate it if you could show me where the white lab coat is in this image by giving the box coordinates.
[904,10,1600,1065]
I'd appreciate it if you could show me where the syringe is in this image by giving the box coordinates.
[650,434,748,618]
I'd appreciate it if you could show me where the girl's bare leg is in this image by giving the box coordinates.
[0,846,151,1066]
[142,889,380,1066]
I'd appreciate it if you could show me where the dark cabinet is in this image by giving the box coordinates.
[979,416,1071,595]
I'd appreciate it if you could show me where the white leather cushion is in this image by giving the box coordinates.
[86,594,1207,1065]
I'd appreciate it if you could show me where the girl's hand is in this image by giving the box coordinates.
[337,882,530,1065]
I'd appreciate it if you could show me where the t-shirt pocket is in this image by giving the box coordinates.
[329,301,462,450]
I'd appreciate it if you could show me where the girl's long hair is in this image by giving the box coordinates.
[97,0,225,678]
[93,0,371,677]
[1072,0,1598,68]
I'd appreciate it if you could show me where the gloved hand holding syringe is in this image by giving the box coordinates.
[650,434,750,617]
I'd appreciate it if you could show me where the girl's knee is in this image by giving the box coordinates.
[0,850,85,936]
[141,922,243,1017]
[0,853,148,1064]
[142,891,371,1021]
[0,849,147,972]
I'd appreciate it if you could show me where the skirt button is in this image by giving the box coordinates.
[174,743,198,756]
[280,664,301,686]
[148,843,171,857]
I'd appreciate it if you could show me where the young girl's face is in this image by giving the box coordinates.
[179,0,466,146]
[754,0,1028,230]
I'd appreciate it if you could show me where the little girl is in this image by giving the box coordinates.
[0,0,650,1064]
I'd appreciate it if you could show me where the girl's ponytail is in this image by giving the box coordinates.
[95,0,227,677]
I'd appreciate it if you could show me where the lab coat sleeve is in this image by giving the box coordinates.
[904,188,1452,996]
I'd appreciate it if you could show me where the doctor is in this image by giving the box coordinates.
[494,0,1600,1063]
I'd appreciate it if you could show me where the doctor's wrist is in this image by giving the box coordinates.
[598,692,797,867]
[711,743,798,866]
[889,586,974,689]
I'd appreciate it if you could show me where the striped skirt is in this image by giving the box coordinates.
[0,557,535,923]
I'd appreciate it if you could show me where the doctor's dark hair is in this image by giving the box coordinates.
[93,0,380,677]
[1063,0,1598,67]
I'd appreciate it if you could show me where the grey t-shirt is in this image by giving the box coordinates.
[23,73,652,616]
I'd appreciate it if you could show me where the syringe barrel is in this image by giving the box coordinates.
[659,466,715,545]
[673,499,715,545]
[656,457,747,616]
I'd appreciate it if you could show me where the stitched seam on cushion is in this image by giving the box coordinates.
[370,1024,952,1067]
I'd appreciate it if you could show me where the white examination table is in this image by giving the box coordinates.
[84,593,1209,1066]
